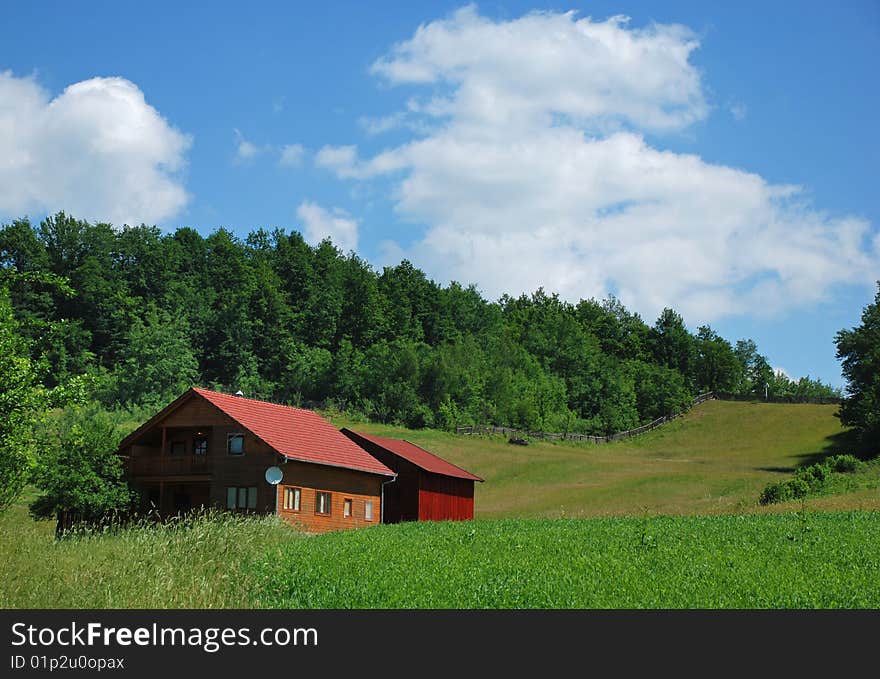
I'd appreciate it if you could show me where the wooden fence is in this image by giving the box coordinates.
[455,392,717,444]
[454,389,841,444]
[713,392,841,405]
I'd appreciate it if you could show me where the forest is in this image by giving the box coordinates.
[0,212,839,436]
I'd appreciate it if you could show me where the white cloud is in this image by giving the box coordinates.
[319,7,878,322]
[0,71,191,226]
[371,6,708,133]
[234,129,261,161]
[296,200,359,252]
[315,145,361,177]
[358,112,406,136]
[279,143,305,166]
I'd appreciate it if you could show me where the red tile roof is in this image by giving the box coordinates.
[345,430,483,482]
[191,388,394,476]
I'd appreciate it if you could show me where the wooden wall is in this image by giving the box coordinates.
[275,462,383,533]
[418,473,475,521]
[339,432,418,523]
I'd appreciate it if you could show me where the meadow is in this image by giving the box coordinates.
[2,399,878,609]
[335,400,880,517]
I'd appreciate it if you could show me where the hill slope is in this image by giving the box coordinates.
[334,400,876,517]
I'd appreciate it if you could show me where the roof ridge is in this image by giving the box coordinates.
[400,437,484,479]
[191,386,317,415]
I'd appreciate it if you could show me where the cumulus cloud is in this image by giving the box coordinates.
[0,71,191,226]
[371,6,707,133]
[296,200,359,252]
[317,7,878,321]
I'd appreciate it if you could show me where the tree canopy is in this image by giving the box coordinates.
[835,283,880,446]
[0,212,841,441]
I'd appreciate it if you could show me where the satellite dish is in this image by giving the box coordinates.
[235,390,244,396]
[265,466,283,485]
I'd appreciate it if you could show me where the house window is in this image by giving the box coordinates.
[226,486,257,510]
[227,433,244,455]
[193,437,208,455]
[315,491,331,515]
[283,487,301,511]
[343,498,352,518]
[364,500,374,522]
[170,441,186,455]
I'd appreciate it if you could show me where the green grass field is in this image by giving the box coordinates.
[2,400,878,609]
[255,512,880,608]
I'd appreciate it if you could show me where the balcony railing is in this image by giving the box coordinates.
[130,454,211,477]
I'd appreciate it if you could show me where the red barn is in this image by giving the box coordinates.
[341,429,483,522]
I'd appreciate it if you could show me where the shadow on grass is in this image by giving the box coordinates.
[793,429,875,467]
[753,427,876,474]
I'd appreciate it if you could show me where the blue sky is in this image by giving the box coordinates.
[1,1,878,387]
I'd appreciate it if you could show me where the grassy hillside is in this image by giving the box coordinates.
[334,400,876,517]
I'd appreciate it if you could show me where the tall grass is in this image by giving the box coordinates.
[0,502,301,608]
[255,512,880,609]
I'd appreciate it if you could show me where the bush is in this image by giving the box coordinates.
[788,478,810,499]
[759,454,868,504]
[760,482,793,505]
[824,454,864,474]
[795,464,827,489]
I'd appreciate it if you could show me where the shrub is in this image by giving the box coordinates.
[760,454,868,504]
[760,482,793,505]
[795,464,827,489]
[824,454,864,474]
[788,478,810,499]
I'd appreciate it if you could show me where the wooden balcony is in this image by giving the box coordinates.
[129,454,211,478]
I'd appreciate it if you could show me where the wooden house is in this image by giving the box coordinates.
[117,388,395,533]
[341,429,483,522]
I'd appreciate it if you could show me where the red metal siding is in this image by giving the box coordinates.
[418,472,475,521]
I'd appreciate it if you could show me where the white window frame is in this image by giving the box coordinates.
[364,500,374,522]
[343,498,352,518]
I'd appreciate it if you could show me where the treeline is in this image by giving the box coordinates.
[0,212,840,434]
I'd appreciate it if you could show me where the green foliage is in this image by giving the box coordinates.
[0,277,87,512]
[760,454,867,505]
[825,454,864,473]
[0,289,47,512]
[29,406,136,529]
[835,282,880,445]
[628,360,692,420]
[106,304,200,408]
[693,325,741,392]
[0,211,832,436]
